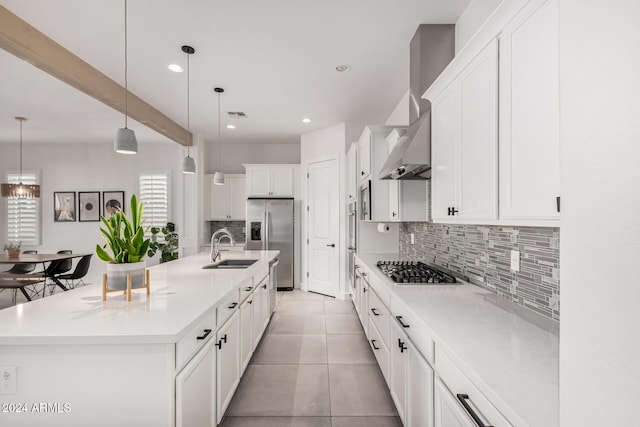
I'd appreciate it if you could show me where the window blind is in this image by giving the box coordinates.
[139,172,169,232]
[6,173,40,245]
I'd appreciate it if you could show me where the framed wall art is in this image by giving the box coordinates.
[54,192,76,222]
[103,191,125,216]
[79,191,100,222]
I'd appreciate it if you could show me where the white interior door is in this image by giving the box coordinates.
[307,158,339,297]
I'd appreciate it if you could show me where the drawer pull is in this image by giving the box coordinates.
[197,329,212,340]
[248,299,253,304]
[244,287,253,291]
[262,284,268,289]
[398,339,407,353]
[371,339,380,350]
[370,308,380,316]
[456,394,493,427]
[228,302,238,309]
[395,315,410,328]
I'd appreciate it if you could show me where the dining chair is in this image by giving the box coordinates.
[2,249,38,274]
[58,254,92,289]
[44,250,73,295]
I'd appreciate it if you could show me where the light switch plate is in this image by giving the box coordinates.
[0,366,17,395]
[510,250,520,272]
[410,233,415,245]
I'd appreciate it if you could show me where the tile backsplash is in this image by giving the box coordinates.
[210,221,246,243]
[400,223,560,321]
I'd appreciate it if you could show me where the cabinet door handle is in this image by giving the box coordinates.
[248,299,253,305]
[456,394,493,427]
[556,196,561,213]
[215,340,223,349]
[228,302,238,309]
[221,334,228,343]
[197,329,212,340]
[262,284,267,290]
[363,287,367,293]
[361,171,365,175]
[392,212,397,217]
[370,308,379,316]
[398,339,407,353]
[395,315,410,328]
[370,339,380,350]
[326,243,335,247]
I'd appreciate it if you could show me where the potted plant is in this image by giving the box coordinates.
[4,241,21,258]
[147,222,179,263]
[95,194,150,290]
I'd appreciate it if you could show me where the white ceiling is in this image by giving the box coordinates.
[0,0,470,146]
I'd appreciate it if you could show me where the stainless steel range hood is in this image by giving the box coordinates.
[379,24,454,180]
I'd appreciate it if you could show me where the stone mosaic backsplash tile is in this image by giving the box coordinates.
[400,223,560,321]
[210,221,246,244]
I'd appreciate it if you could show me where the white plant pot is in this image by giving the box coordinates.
[106,261,146,290]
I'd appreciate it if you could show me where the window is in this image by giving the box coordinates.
[139,171,170,233]
[6,172,41,245]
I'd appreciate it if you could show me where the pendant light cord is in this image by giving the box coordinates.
[124,0,129,129]
[217,91,221,171]
[187,51,190,157]
[18,119,23,183]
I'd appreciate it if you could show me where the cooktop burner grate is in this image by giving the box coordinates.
[376,261,457,284]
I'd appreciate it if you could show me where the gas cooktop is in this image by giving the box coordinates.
[376,261,457,284]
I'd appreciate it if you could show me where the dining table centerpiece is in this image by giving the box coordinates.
[3,241,21,258]
[96,194,150,295]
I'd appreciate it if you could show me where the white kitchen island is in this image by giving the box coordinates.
[0,250,279,427]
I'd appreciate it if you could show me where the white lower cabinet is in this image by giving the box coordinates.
[434,379,476,427]
[175,339,216,427]
[240,297,254,373]
[390,320,408,424]
[216,310,240,424]
[407,340,435,427]
[259,279,270,332]
[368,316,390,384]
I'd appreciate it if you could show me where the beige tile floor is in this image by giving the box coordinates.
[221,290,401,427]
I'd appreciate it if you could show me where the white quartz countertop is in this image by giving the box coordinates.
[0,250,278,345]
[356,253,559,427]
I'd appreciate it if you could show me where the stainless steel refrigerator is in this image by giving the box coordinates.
[246,198,294,290]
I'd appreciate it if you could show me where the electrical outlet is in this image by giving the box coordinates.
[0,366,17,395]
[510,250,520,272]
[410,233,415,244]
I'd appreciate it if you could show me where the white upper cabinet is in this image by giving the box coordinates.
[358,127,372,184]
[499,0,560,222]
[347,143,358,202]
[207,174,246,220]
[244,165,297,197]
[431,39,499,222]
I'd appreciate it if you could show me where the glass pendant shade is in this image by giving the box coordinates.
[213,171,225,185]
[182,155,196,174]
[1,183,40,199]
[114,127,138,154]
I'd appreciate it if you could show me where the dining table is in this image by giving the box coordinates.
[0,253,90,300]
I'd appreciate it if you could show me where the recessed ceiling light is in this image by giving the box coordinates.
[302,118,311,123]
[335,64,351,73]
[226,124,236,129]
[168,64,183,73]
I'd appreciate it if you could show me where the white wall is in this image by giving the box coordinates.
[455,0,502,53]
[559,0,640,425]
[204,142,300,174]
[300,123,347,298]
[0,141,188,286]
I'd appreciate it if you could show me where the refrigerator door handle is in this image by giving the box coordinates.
[265,211,271,251]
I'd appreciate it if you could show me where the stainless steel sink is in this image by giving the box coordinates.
[202,259,258,269]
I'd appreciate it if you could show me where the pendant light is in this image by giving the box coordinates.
[1,117,41,199]
[213,87,225,185]
[181,45,196,174]
[114,0,138,154]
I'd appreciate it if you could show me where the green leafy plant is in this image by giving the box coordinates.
[95,194,150,263]
[3,241,21,251]
[147,222,179,263]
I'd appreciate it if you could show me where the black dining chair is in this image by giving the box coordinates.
[58,254,92,289]
[44,250,73,294]
[2,250,38,274]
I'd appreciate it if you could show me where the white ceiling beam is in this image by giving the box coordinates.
[0,5,191,146]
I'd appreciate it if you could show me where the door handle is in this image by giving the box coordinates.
[326,244,335,247]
